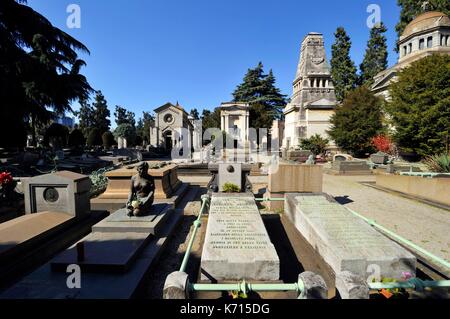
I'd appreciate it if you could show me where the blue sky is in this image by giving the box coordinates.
[28,0,401,124]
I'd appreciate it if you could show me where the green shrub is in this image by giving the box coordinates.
[87,128,103,147]
[222,182,240,193]
[113,123,136,145]
[423,153,450,173]
[89,168,109,198]
[102,131,115,148]
[300,134,329,155]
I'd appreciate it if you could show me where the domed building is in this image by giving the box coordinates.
[372,11,450,99]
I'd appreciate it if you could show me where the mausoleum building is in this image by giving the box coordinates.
[372,11,450,99]
[283,33,337,150]
[220,102,250,143]
[150,102,194,151]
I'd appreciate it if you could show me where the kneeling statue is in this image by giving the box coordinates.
[126,162,155,217]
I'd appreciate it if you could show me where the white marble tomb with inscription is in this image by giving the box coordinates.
[200,194,280,281]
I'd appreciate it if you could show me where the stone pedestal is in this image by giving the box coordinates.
[284,193,416,282]
[163,271,189,299]
[200,194,279,281]
[207,163,251,193]
[103,163,180,199]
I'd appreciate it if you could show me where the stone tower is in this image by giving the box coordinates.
[283,33,337,149]
[290,32,336,108]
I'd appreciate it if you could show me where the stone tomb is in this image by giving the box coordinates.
[0,171,108,284]
[327,161,372,175]
[264,163,323,211]
[51,203,173,273]
[24,171,91,218]
[99,163,181,199]
[284,193,416,282]
[91,163,184,212]
[200,194,279,281]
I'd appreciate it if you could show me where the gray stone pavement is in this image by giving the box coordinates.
[322,174,450,263]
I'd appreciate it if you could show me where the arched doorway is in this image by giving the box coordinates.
[163,130,173,152]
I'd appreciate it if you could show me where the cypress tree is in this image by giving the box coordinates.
[360,23,388,85]
[330,27,358,102]
[91,91,111,134]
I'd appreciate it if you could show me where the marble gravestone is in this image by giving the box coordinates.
[284,194,416,281]
[200,194,279,281]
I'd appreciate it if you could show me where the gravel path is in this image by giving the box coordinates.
[322,174,450,263]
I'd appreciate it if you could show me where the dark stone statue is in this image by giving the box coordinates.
[126,162,155,217]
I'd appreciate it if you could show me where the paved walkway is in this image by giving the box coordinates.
[322,174,450,264]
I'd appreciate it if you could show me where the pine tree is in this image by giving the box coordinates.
[0,0,92,147]
[136,111,154,143]
[330,27,358,102]
[190,108,200,120]
[201,108,221,132]
[91,91,110,134]
[396,0,450,42]
[328,86,384,157]
[360,23,388,85]
[114,105,135,127]
[232,62,287,131]
[386,54,450,157]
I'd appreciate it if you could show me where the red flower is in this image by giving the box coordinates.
[0,172,14,186]
[372,135,393,154]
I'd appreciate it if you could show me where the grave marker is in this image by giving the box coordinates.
[200,194,279,281]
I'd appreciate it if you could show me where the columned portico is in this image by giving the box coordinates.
[219,102,250,143]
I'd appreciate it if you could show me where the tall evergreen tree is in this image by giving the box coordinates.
[359,23,388,85]
[330,27,358,102]
[136,111,155,143]
[232,62,287,131]
[396,0,450,42]
[201,109,221,131]
[328,86,384,157]
[190,108,200,120]
[0,0,92,147]
[91,90,110,134]
[386,54,450,157]
[114,105,135,127]
[74,98,94,138]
